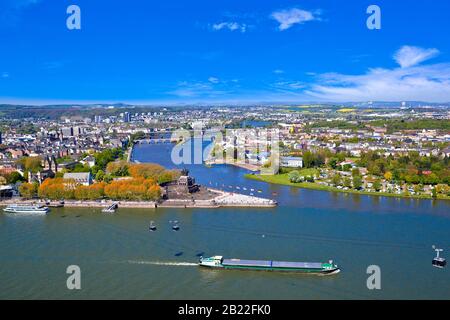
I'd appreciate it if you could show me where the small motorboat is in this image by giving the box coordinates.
[149,221,157,231]
[432,246,446,268]
[172,221,180,231]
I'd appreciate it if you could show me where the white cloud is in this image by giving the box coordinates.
[270,8,318,31]
[305,63,450,102]
[273,69,285,74]
[270,46,450,102]
[208,77,220,84]
[394,45,439,68]
[274,81,306,90]
[168,80,229,98]
[211,22,247,33]
[2,72,9,78]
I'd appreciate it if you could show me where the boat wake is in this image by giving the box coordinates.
[127,260,198,267]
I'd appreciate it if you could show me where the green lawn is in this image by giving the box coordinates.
[245,173,449,200]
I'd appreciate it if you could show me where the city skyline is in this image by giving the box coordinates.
[1,0,450,104]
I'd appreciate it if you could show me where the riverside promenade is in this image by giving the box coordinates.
[0,190,277,210]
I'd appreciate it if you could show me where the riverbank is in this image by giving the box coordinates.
[245,173,450,201]
[0,188,277,209]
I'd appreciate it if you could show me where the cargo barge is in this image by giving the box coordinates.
[199,256,340,275]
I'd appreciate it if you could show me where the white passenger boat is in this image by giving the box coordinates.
[3,204,50,215]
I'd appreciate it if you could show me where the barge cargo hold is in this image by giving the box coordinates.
[199,256,340,275]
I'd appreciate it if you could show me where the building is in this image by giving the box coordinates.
[280,156,303,168]
[0,185,19,198]
[63,172,93,186]
[61,127,74,137]
[94,115,103,123]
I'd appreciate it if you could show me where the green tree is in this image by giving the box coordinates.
[353,175,363,190]
[351,168,360,177]
[95,170,105,182]
[373,179,382,192]
[288,170,300,183]
[343,177,352,188]
[331,174,342,187]
[7,172,25,184]
[302,151,314,168]
[432,187,437,199]
[328,157,338,169]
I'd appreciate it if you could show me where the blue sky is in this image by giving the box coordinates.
[1,0,450,104]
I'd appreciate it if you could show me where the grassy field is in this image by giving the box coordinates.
[245,173,449,200]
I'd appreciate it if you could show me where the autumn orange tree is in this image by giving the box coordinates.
[104,177,161,201]
[38,178,74,200]
[36,161,174,201]
[73,182,106,200]
[128,163,166,179]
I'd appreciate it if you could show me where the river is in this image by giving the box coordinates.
[1,141,449,299]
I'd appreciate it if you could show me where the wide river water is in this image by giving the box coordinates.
[1,141,449,299]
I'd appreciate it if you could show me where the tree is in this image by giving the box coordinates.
[351,168,360,177]
[7,171,25,184]
[0,176,7,185]
[95,170,105,182]
[328,157,338,169]
[158,170,180,184]
[343,177,352,188]
[106,161,129,177]
[384,171,393,181]
[128,163,166,179]
[19,183,38,199]
[288,170,300,183]
[353,175,363,190]
[146,185,161,200]
[38,178,72,200]
[71,163,91,173]
[302,151,314,168]
[331,174,342,187]
[373,179,382,192]
[17,156,42,173]
[74,183,105,200]
[94,148,124,171]
[432,187,437,199]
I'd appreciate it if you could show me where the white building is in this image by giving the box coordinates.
[280,156,303,168]
[63,172,93,186]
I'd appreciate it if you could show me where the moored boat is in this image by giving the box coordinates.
[199,256,340,275]
[3,204,50,215]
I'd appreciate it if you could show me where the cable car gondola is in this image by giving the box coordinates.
[432,246,446,268]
